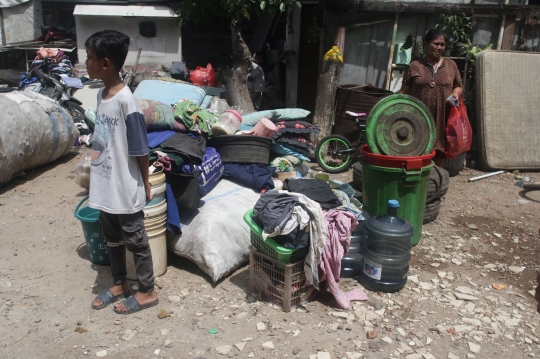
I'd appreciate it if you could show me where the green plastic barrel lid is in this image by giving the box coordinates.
[366,94,436,156]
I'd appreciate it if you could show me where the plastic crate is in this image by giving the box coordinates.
[249,247,313,312]
[243,210,309,264]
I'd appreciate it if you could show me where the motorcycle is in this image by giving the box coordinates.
[20,57,85,121]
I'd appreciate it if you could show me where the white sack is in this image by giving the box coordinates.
[167,179,260,282]
[0,91,79,186]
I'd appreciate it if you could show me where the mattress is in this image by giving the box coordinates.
[133,80,206,106]
[476,51,540,169]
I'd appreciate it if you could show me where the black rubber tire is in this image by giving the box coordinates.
[426,166,450,200]
[352,162,363,191]
[64,101,85,121]
[316,134,354,174]
[523,183,540,191]
[443,152,466,177]
[423,199,441,224]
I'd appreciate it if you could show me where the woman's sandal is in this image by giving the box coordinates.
[91,289,131,310]
[113,296,159,315]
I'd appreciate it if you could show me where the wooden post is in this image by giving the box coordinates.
[312,46,344,144]
[384,13,399,91]
[496,0,510,50]
[501,15,516,50]
[335,26,346,55]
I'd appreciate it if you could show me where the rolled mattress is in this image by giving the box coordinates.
[476,50,540,169]
[0,91,79,186]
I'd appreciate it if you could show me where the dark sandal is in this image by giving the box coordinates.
[113,295,159,315]
[91,289,131,310]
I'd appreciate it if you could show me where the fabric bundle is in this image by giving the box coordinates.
[174,100,218,135]
[254,190,327,289]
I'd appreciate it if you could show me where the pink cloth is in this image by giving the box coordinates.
[35,47,60,61]
[319,209,368,309]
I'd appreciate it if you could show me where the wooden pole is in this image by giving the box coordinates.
[496,0,510,50]
[312,46,344,145]
[128,48,142,91]
[384,13,399,91]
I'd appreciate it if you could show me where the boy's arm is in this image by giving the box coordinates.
[137,155,152,202]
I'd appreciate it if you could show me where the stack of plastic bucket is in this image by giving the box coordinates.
[360,145,434,246]
[126,170,168,279]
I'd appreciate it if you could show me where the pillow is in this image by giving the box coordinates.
[276,133,316,150]
[137,98,176,131]
[241,108,311,126]
[272,120,320,139]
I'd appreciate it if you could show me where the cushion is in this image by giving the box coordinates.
[276,133,316,150]
[272,120,320,139]
[241,108,311,126]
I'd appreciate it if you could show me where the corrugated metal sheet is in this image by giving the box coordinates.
[0,0,29,9]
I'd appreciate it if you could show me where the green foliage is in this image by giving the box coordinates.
[436,13,472,47]
[400,34,414,51]
[175,0,301,27]
[468,43,492,66]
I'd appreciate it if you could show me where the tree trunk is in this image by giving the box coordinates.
[312,46,344,145]
[218,19,255,114]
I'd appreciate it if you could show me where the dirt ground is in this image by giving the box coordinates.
[0,147,539,359]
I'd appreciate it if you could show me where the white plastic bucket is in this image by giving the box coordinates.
[145,182,167,207]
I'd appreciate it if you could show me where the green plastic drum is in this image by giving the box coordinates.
[361,160,433,246]
[366,94,436,156]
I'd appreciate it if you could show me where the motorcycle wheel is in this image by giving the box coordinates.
[316,135,354,174]
[64,101,85,121]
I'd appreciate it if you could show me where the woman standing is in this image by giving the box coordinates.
[399,29,463,166]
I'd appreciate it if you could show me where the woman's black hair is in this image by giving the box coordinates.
[85,30,130,71]
[422,29,448,44]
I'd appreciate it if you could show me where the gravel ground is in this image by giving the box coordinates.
[0,148,539,359]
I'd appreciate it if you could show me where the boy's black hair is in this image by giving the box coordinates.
[423,29,449,45]
[85,30,130,71]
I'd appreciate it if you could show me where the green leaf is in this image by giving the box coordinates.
[261,1,266,10]
[296,1,302,8]
[279,3,285,12]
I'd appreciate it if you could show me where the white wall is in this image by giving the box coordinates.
[2,0,43,44]
[75,15,182,67]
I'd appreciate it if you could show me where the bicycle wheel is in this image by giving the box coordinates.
[64,101,85,121]
[316,135,354,173]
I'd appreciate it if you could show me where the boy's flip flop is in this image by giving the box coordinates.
[91,289,131,310]
[113,295,159,315]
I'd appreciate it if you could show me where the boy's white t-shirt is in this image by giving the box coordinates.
[89,85,149,214]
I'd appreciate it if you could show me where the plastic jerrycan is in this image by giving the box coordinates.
[359,200,414,292]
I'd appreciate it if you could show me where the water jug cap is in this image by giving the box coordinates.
[226,109,242,121]
[388,199,400,208]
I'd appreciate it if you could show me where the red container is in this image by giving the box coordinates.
[360,145,435,170]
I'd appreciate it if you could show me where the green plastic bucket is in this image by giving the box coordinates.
[74,196,110,265]
[361,146,434,246]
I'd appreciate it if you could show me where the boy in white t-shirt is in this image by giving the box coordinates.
[86,30,158,314]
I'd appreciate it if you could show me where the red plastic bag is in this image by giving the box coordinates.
[190,63,217,87]
[444,97,472,159]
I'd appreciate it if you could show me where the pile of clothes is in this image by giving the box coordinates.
[19,48,77,89]
[253,178,368,309]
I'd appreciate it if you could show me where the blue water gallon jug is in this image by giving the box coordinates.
[359,200,414,292]
[340,210,370,278]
